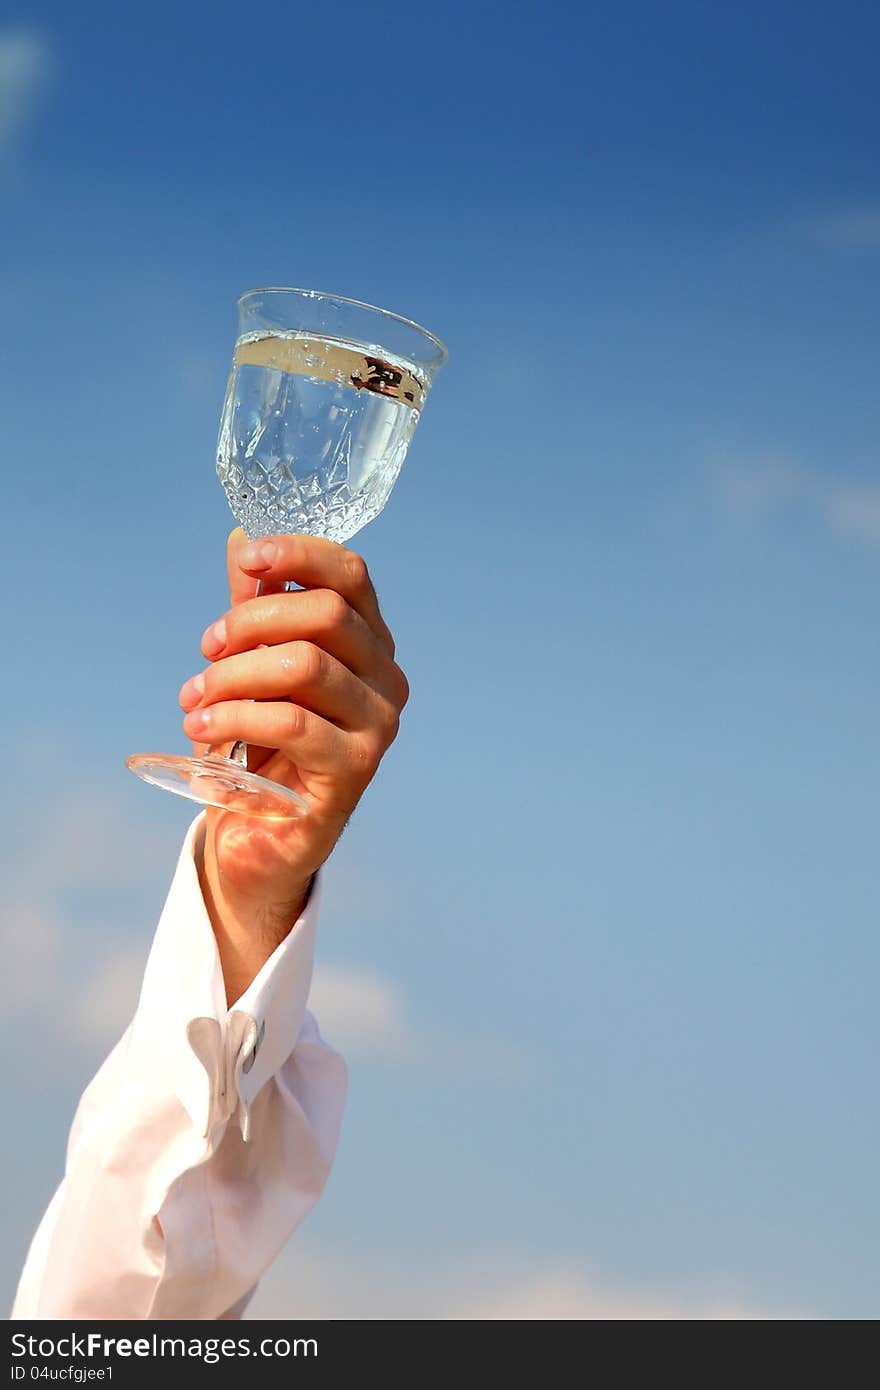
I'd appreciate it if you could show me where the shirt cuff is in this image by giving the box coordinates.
[129,812,321,1142]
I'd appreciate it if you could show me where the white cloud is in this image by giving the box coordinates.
[824,482,880,541]
[708,453,808,517]
[458,1267,786,1321]
[809,208,880,250]
[0,775,177,1055]
[64,940,149,1045]
[0,895,145,1059]
[15,788,174,892]
[309,963,407,1051]
[708,451,880,546]
[310,960,531,1085]
[247,1242,806,1320]
[0,902,63,1012]
[0,30,52,155]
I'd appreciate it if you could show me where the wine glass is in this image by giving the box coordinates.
[126,288,447,819]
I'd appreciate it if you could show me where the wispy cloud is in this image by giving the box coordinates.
[63,940,150,1046]
[824,482,880,542]
[0,30,52,156]
[0,767,184,1060]
[310,963,407,1051]
[2,927,147,1053]
[459,1266,799,1321]
[709,452,806,518]
[311,961,531,1086]
[247,1241,807,1320]
[708,450,880,544]
[807,207,880,250]
[0,902,63,1013]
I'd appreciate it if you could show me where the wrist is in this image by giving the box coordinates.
[197,824,313,1005]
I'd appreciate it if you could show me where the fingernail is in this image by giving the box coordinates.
[202,618,227,657]
[240,541,277,572]
[184,708,212,736]
[178,672,206,710]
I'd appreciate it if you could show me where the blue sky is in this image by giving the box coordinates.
[2,0,879,1318]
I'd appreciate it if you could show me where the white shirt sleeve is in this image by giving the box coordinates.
[11,812,347,1321]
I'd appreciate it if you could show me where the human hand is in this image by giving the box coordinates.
[178,529,409,1003]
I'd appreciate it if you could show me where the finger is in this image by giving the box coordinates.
[183,699,356,779]
[234,533,395,655]
[199,588,407,703]
[226,527,259,608]
[181,642,396,735]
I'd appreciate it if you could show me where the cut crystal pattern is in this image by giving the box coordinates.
[216,332,422,544]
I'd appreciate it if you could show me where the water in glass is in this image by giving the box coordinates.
[217,330,424,544]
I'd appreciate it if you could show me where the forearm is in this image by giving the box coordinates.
[198,820,312,1006]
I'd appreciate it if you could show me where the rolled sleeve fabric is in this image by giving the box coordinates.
[11,813,347,1321]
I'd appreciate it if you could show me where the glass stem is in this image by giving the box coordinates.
[204,576,267,771]
[225,740,249,768]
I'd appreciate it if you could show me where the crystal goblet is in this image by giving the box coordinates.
[126,288,447,819]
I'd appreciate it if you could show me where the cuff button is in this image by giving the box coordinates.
[241,1019,265,1075]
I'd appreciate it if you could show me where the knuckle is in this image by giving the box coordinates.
[222,607,240,648]
[352,730,381,774]
[385,707,401,744]
[343,550,370,594]
[201,665,220,701]
[317,587,351,631]
[296,640,324,685]
[284,640,322,686]
[377,613,395,660]
[282,702,306,742]
[392,662,410,709]
[376,696,400,743]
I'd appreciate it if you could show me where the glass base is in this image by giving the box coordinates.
[125,753,309,820]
